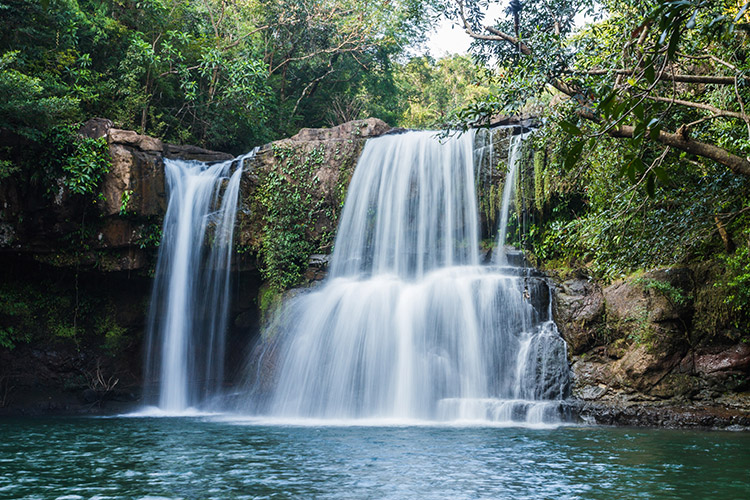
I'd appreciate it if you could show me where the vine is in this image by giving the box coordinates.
[253,144,325,290]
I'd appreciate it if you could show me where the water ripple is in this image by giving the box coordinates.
[0,418,749,499]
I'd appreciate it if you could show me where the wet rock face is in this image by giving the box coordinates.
[554,266,750,427]
[0,119,241,272]
[551,278,605,354]
[235,119,393,280]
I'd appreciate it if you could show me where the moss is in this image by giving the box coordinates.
[692,261,737,342]
[0,273,131,357]
[257,282,283,323]
[247,139,363,291]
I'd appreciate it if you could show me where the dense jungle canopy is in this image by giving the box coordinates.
[1,0,750,333]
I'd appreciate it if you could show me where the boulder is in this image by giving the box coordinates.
[108,128,164,152]
[290,118,391,141]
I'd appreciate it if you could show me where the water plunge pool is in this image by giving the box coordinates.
[2,417,749,499]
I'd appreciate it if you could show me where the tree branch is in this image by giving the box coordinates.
[582,69,739,85]
[644,95,746,120]
[452,0,750,177]
[485,27,532,55]
[609,124,750,177]
[455,0,531,54]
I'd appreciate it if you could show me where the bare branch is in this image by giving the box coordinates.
[644,95,747,120]
[582,69,739,85]
[609,125,750,177]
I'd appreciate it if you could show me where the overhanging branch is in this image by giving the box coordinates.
[609,125,750,178]
[454,1,750,178]
[582,69,739,85]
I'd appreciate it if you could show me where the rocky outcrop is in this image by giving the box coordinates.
[289,117,391,142]
[552,266,750,428]
[552,277,605,354]
[93,119,233,218]
[234,118,393,284]
[0,118,234,272]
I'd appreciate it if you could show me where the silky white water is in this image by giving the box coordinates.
[493,132,527,265]
[248,130,571,423]
[144,153,252,411]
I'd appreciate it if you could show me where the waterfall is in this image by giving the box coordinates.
[493,132,527,265]
[247,130,571,423]
[143,152,252,412]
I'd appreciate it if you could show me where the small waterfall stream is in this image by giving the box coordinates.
[248,130,571,423]
[493,132,527,265]
[143,152,253,412]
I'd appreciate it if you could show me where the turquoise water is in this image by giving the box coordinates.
[1,417,749,499]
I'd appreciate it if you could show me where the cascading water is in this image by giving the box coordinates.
[143,152,252,412]
[247,130,571,424]
[493,132,526,265]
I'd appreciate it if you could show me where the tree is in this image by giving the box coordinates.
[394,54,493,128]
[447,0,750,191]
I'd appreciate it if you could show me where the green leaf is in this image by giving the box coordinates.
[559,120,582,136]
[598,91,616,113]
[667,26,681,59]
[564,141,584,170]
[649,123,662,140]
[632,157,645,174]
[652,166,670,183]
[613,101,628,120]
[626,162,636,183]
[634,103,645,121]
[644,64,655,84]
[646,173,655,197]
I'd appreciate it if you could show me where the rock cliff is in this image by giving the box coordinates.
[552,267,750,428]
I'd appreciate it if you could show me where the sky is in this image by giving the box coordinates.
[422,1,597,58]
[423,2,509,57]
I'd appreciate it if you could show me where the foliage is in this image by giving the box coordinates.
[634,276,691,307]
[49,126,111,198]
[0,271,131,355]
[137,222,163,249]
[0,0,436,161]
[393,54,493,129]
[447,0,750,323]
[448,0,750,185]
[253,145,324,290]
[524,125,750,280]
[715,238,750,327]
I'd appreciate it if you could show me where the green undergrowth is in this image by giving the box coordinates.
[0,270,137,357]
[250,141,360,291]
[254,145,324,290]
